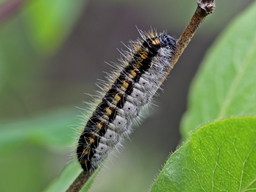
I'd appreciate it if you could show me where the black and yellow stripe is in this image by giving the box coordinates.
[76,30,176,171]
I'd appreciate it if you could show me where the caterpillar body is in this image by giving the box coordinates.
[76,29,176,172]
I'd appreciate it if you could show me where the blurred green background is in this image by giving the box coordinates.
[0,0,254,191]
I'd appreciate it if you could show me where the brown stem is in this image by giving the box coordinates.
[161,0,215,85]
[66,171,92,192]
[66,1,215,191]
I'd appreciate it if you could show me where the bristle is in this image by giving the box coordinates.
[76,29,176,172]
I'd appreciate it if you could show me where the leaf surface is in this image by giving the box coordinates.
[152,116,256,192]
[181,2,256,139]
[0,108,78,154]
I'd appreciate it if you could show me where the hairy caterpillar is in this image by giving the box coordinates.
[76,29,176,172]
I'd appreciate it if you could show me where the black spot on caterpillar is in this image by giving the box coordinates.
[76,29,176,172]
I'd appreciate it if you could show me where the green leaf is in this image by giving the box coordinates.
[0,17,36,94]
[181,1,256,140]
[22,0,87,54]
[44,161,80,192]
[152,116,256,192]
[0,107,79,154]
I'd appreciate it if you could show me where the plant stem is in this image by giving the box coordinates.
[66,171,92,192]
[160,0,215,85]
[66,0,215,191]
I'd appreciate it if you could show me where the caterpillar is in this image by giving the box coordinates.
[76,29,176,172]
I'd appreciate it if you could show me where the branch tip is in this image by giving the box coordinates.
[197,0,216,14]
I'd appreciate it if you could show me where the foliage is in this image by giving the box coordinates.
[152,2,256,191]
[181,1,256,140]
[152,116,256,191]
[0,1,256,191]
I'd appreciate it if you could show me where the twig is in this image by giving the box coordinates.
[161,0,215,84]
[66,0,215,191]
[66,171,92,192]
